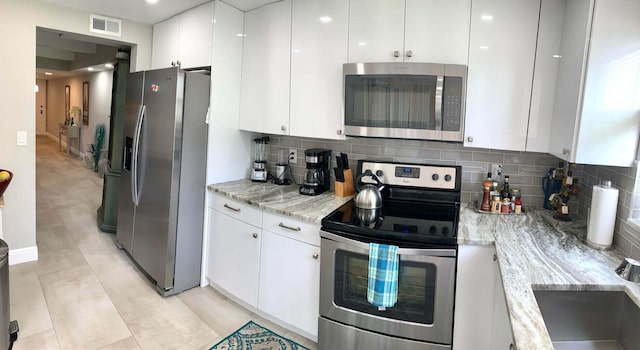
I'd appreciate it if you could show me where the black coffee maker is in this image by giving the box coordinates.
[299,149,331,196]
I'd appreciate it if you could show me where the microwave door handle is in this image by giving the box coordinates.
[435,76,444,131]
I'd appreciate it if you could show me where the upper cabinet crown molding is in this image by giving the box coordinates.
[151,2,214,70]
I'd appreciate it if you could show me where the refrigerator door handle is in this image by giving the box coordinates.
[132,104,145,206]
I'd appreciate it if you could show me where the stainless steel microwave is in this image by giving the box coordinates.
[343,62,467,142]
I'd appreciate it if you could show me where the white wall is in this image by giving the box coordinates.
[46,71,114,155]
[0,0,152,259]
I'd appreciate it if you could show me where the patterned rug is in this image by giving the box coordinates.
[210,321,310,350]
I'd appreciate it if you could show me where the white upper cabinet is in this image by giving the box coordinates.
[348,0,470,64]
[289,0,349,140]
[151,17,180,69]
[178,2,215,69]
[347,0,405,63]
[151,2,214,69]
[464,0,540,151]
[404,0,471,65]
[549,0,640,166]
[238,0,292,135]
[526,0,565,153]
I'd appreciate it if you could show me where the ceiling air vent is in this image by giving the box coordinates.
[90,14,122,37]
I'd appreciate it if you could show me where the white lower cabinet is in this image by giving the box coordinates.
[207,195,321,340]
[453,245,513,350]
[258,230,321,337]
[208,208,261,307]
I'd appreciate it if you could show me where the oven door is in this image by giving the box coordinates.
[319,230,456,344]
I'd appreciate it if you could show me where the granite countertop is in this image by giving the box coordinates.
[459,203,640,350]
[207,179,352,224]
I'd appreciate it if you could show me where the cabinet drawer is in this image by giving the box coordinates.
[262,211,320,246]
[211,193,262,227]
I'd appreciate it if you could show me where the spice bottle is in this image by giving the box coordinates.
[491,196,501,213]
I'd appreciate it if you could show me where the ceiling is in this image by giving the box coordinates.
[40,0,280,25]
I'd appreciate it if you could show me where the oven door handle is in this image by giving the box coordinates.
[320,230,457,257]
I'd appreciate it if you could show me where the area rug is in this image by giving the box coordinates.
[210,321,310,350]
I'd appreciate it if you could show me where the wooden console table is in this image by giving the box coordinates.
[58,124,81,157]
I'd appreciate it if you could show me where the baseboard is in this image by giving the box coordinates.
[44,132,83,156]
[9,246,38,265]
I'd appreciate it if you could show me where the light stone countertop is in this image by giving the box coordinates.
[207,179,352,224]
[207,180,640,349]
[460,203,640,350]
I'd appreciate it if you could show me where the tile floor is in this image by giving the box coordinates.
[10,136,317,350]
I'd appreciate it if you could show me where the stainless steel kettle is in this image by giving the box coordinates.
[354,170,385,209]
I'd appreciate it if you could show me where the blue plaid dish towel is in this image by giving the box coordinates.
[367,243,399,308]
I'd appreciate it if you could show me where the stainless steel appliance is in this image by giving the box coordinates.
[116,67,210,296]
[343,62,467,142]
[319,160,461,350]
[299,149,331,196]
[251,136,269,182]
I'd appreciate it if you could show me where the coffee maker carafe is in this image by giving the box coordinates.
[251,137,269,182]
[299,149,331,196]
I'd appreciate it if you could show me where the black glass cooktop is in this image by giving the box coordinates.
[321,198,459,248]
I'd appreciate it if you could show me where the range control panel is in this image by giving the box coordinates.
[360,161,459,190]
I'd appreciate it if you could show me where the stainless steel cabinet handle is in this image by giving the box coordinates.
[281,125,287,131]
[171,61,175,67]
[312,253,319,260]
[223,204,241,212]
[176,60,181,67]
[406,50,413,58]
[467,136,474,142]
[563,148,571,155]
[252,233,258,239]
[493,254,497,261]
[337,129,342,135]
[509,343,514,350]
[393,50,400,57]
[278,222,301,232]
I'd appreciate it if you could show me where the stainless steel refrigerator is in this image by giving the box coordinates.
[116,67,210,296]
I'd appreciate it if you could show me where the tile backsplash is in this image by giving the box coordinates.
[264,134,640,255]
[265,135,567,207]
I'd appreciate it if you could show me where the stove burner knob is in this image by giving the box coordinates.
[445,174,452,182]
[442,227,450,236]
[429,226,437,234]
[375,170,383,177]
[432,174,439,181]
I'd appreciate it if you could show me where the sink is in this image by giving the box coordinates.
[533,290,640,350]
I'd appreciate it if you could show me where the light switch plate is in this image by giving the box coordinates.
[17,131,27,146]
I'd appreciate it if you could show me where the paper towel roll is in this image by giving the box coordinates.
[587,183,619,250]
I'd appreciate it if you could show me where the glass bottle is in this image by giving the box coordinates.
[500,175,511,200]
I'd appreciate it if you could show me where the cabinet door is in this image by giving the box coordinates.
[548,0,592,161]
[239,0,292,135]
[404,0,471,65]
[464,0,540,151]
[151,17,180,69]
[526,0,565,153]
[178,2,214,69]
[289,0,348,140]
[208,208,261,307]
[453,245,495,349]
[259,230,321,338]
[347,0,405,63]
[489,259,514,349]
[573,0,640,166]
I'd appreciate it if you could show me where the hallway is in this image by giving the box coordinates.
[9,135,314,349]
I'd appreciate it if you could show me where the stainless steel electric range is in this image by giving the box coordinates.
[319,160,461,350]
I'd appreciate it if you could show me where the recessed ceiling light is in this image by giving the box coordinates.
[481,14,493,21]
[357,42,367,46]
[319,16,332,23]
[105,63,114,68]
[479,45,489,50]
[44,72,53,76]
[552,54,562,58]
[236,33,246,37]
[88,67,94,71]
[146,0,158,4]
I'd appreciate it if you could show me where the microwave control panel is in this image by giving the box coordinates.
[442,76,463,132]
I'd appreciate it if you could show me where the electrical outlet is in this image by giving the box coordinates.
[491,164,503,179]
[289,149,298,164]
